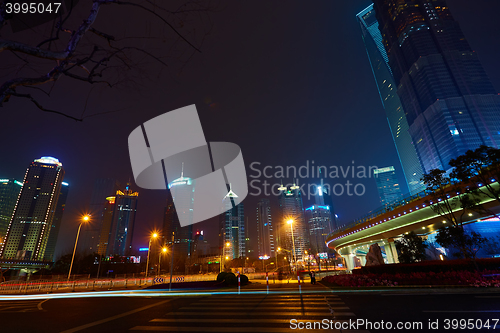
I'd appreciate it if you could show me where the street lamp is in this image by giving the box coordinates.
[145,232,158,279]
[158,246,167,276]
[68,215,90,280]
[221,242,231,273]
[287,219,297,272]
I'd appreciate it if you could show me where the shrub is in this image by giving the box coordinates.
[216,272,228,283]
[240,274,249,285]
[224,272,237,285]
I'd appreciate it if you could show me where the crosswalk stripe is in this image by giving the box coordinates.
[130,326,339,332]
[179,306,348,311]
[150,318,353,323]
[186,302,345,306]
[166,311,336,316]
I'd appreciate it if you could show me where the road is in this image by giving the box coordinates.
[0,282,499,332]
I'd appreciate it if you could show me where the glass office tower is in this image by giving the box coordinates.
[372,0,500,173]
[357,4,424,192]
[374,166,403,206]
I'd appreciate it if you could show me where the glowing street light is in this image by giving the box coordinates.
[145,232,159,279]
[68,215,90,280]
[158,246,168,275]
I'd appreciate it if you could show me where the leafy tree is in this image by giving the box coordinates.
[435,227,487,260]
[394,232,428,263]
[449,145,500,211]
[422,169,485,259]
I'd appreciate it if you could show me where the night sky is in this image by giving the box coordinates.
[1,0,500,258]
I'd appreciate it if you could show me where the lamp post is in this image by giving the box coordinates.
[68,215,90,281]
[287,219,296,272]
[221,242,231,273]
[159,247,167,276]
[145,232,158,280]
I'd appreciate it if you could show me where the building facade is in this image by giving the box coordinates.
[278,183,307,262]
[0,179,23,247]
[256,198,275,258]
[372,0,500,173]
[43,181,69,261]
[357,4,424,192]
[162,194,194,267]
[97,185,138,256]
[219,187,245,261]
[81,178,120,254]
[374,166,403,206]
[0,157,65,260]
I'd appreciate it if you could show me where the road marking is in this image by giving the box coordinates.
[37,299,49,310]
[131,327,340,332]
[423,310,500,313]
[60,299,173,333]
[166,311,334,316]
[179,306,348,311]
[151,317,355,323]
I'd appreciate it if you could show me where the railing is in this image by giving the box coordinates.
[0,272,279,294]
[332,185,428,234]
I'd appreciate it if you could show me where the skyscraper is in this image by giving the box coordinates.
[219,186,245,261]
[305,185,335,254]
[357,4,424,192]
[278,183,307,262]
[374,166,403,206]
[0,157,65,261]
[256,198,275,258]
[162,193,193,266]
[0,179,23,246]
[97,185,138,256]
[81,178,120,254]
[43,181,69,261]
[305,205,333,255]
[372,0,500,173]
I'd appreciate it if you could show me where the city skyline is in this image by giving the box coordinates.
[1,0,499,260]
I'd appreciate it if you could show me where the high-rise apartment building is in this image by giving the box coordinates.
[278,183,307,262]
[256,198,275,258]
[0,179,23,246]
[0,157,65,260]
[357,4,424,192]
[371,0,500,173]
[97,185,138,256]
[43,181,69,261]
[374,166,403,206]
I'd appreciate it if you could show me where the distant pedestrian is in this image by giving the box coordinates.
[310,271,316,285]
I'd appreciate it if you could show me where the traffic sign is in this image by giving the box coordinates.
[153,277,164,284]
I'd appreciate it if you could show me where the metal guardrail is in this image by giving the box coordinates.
[0,272,278,294]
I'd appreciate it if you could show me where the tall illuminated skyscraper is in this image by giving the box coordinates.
[0,157,65,260]
[278,183,307,262]
[306,185,335,254]
[81,178,120,254]
[256,198,275,258]
[374,166,403,206]
[162,192,193,266]
[357,4,423,192]
[43,181,69,261]
[370,0,500,173]
[97,185,138,256]
[219,186,245,261]
[0,179,23,246]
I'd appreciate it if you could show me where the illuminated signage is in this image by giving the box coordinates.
[139,247,149,252]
